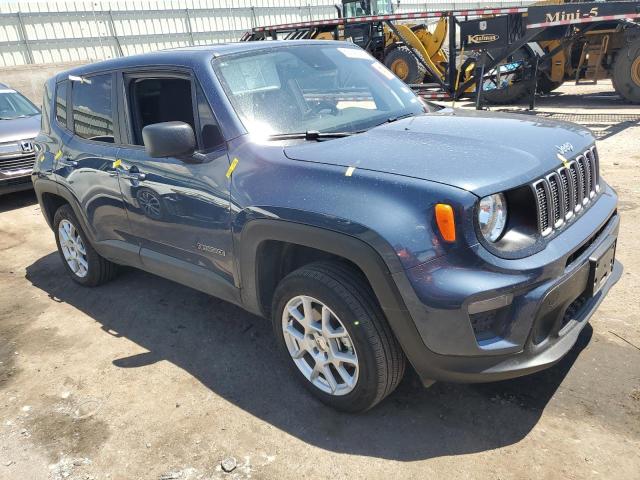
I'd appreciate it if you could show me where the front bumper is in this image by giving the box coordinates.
[0,175,33,195]
[0,150,35,195]
[391,184,621,384]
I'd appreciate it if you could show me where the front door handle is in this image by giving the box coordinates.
[120,165,147,181]
[108,161,146,181]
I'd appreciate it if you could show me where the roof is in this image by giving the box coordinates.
[57,40,348,81]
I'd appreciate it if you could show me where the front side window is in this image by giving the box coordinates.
[0,88,40,120]
[213,44,424,137]
[127,77,195,146]
[71,74,115,143]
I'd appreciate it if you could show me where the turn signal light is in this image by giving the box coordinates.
[435,203,456,243]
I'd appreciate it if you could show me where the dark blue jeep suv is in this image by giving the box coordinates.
[32,41,621,412]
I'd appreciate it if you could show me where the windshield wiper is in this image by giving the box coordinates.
[267,130,354,141]
[363,112,418,132]
[386,112,417,124]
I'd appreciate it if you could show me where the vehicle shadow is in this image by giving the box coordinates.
[25,252,593,461]
[0,189,37,213]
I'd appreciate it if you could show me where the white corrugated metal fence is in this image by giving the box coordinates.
[0,0,532,67]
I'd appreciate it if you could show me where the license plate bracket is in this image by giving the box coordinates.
[587,238,616,297]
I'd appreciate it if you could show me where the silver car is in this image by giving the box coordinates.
[0,82,41,195]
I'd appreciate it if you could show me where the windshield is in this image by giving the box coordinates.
[0,89,40,120]
[213,44,425,137]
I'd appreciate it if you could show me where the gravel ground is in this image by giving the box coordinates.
[1,81,639,480]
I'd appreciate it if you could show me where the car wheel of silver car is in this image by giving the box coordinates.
[53,204,118,286]
[272,261,406,412]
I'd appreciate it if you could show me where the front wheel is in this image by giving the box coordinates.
[272,261,405,412]
[384,46,427,84]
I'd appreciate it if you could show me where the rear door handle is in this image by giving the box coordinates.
[59,159,78,168]
[121,171,146,181]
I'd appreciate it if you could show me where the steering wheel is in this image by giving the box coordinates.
[306,100,339,118]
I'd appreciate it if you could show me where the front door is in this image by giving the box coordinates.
[115,70,236,300]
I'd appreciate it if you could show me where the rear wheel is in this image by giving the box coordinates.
[612,38,640,104]
[53,204,118,286]
[537,74,563,94]
[384,46,426,84]
[272,261,405,412]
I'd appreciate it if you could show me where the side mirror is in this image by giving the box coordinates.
[142,121,196,158]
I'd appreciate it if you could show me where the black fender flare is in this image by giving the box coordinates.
[236,219,437,381]
[34,179,96,244]
[237,219,406,315]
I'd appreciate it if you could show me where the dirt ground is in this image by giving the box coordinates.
[1,81,639,480]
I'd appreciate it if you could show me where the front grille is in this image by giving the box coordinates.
[559,168,572,218]
[0,153,36,174]
[535,182,549,232]
[533,146,600,236]
[548,172,561,226]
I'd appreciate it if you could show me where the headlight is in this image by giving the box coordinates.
[478,193,507,242]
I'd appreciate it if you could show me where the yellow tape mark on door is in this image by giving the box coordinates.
[226,158,239,178]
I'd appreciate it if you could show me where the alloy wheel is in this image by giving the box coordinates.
[282,295,359,396]
[58,219,89,278]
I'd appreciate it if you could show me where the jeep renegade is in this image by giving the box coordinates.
[32,41,621,412]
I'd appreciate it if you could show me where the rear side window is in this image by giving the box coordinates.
[71,74,115,143]
[55,80,68,127]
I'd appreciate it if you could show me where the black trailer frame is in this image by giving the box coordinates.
[243,1,640,108]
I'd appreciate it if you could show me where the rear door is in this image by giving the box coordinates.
[53,72,138,265]
[114,69,236,300]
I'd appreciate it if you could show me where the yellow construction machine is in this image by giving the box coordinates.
[245,0,640,104]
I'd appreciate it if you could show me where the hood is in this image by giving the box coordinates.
[283,108,593,197]
[0,115,41,144]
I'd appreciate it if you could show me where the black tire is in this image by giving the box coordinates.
[611,38,640,104]
[536,74,563,94]
[482,47,533,105]
[53,204,118,286]
[272,261,406,412]
[384,46,427,84]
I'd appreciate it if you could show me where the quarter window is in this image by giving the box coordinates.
[42,82,52,134]
[71,74,115,143]
[196,82,224,150]
[55,80,68,127]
